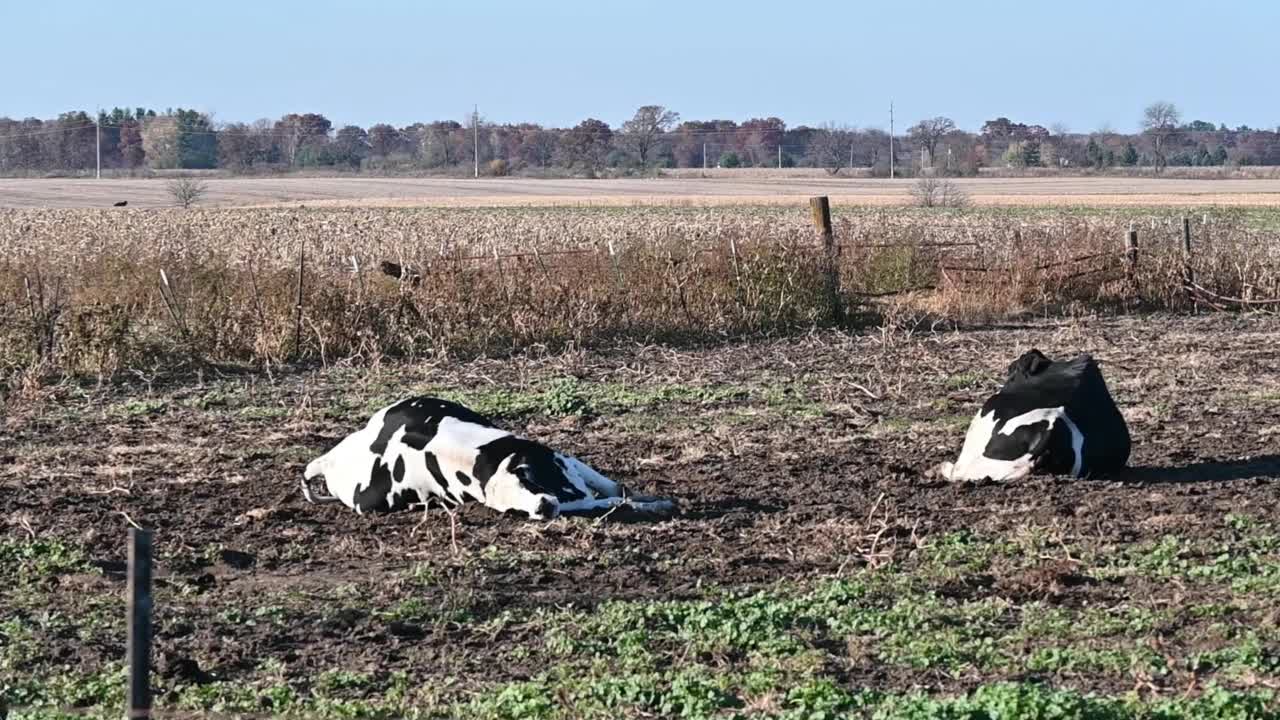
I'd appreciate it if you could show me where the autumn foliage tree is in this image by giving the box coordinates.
[621,105,679,168]
[559,119,613,175]
[274,113,332,166]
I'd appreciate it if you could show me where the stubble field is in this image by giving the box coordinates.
[6,312,1280,718]
[5,174,1280,209]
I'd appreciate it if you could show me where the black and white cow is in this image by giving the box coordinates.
[936,349,1130,481]
[302,396,675,520]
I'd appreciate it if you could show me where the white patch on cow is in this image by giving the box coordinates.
[940,406,1075,482]
[1059,412,1084,477]
[419,417,509,504]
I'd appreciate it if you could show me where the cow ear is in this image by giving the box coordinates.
[1008,349,1052,378]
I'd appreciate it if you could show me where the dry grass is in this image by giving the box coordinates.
[2,205,1278,398]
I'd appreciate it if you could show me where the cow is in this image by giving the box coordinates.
[301,396,676,520]
[936,349,1130,482]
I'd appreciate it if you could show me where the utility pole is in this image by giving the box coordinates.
[889,101,895,179]
[703,142,707,169]
[95,108,101,179]
[473,104,479,179]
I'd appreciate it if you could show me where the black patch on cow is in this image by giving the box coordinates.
[368,396,498,456]
[355,456,420,513]
[396,487,422,510]
[355,457,395,513]
[422,451,459,503]
[471,435,524,489]
[535,497,558,518]
[455,471,472,486]
[980,349,1130,477]
[472,436,586,503]
[983,419,1053,461]
[980,416,1077,476]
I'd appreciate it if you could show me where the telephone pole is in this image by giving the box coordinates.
[703,142,707,169]
[473,104,479,179]
[95,108,101,179]
[889,101,895,179]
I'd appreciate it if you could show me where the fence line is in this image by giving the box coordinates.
[354,204,1277,309]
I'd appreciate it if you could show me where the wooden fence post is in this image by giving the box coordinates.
[728,236,744,310]
[809,196,844,325]
[127,528,154,720]
[293,243,306,357]
[1124,226,1139,287]
[1182,217,1196,311]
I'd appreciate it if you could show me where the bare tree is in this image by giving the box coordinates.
[910,176,969,208]
[1141,101,1181,172]
[166,176,208,208]
[908,116,956,168]
[805,123,853,175]
[621,105,680,168]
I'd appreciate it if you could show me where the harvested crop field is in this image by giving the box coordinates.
[5,175,1280,209]
[6,313,1280,718]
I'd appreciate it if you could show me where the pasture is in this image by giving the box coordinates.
[6,315,1280,718]
[4,200,1280,719]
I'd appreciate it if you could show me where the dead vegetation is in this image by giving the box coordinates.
[165,176,208,208]
[1,206,1278,398]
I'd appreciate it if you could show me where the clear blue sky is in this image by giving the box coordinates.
[4,0,1276,133]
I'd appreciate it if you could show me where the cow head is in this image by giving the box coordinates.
[1005,348,1053,382]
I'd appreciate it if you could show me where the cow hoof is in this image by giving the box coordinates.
[931,462,955,480]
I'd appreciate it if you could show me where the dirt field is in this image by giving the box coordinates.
[4,175,1280,209]
[5,313,1280,718]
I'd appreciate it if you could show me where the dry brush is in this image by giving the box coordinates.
[1,207,1277,397]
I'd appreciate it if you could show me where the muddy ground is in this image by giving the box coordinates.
[4,312,1280,716]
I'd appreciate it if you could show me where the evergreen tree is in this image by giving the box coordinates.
[1085,138,1104,168]
[1194,144,1211,166]
[1122,143,1139,166]
[1020,141,1041,167]
[175,109,217,169]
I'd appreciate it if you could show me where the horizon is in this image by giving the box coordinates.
[4,1,1278,134]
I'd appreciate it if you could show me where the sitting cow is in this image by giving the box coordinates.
[937,349,1130,481]
[302,396,675,520]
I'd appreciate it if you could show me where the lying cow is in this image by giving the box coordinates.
[936,349,1130,481]
[302,396,675,520]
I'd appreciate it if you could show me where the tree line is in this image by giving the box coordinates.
[2,102,1277,176]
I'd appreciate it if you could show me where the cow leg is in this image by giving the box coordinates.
[557,454,624,498]
[556,495,677,518]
